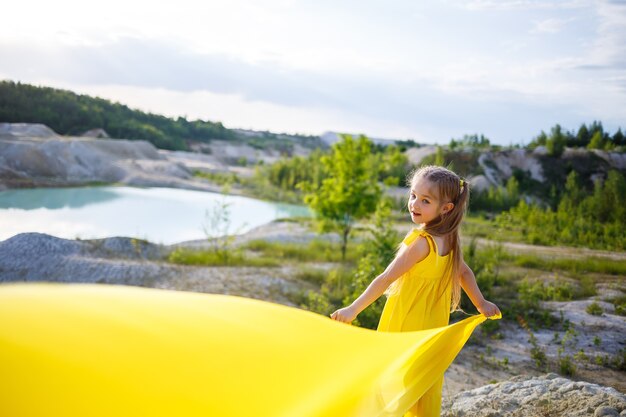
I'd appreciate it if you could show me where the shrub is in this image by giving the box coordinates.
[586,302,603,316]
[558,355,576,376]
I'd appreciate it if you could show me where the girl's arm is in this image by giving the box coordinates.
[459,261,501,318]
[330,236,430,323]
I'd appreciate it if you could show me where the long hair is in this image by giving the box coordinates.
[383,165,470,313]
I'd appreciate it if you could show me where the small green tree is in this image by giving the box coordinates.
[299,134,382,261]
[202,187,247,264]
[434,145,445,166]
[576,124,590,147]
[587,131,605,150]
[546,124,566,156]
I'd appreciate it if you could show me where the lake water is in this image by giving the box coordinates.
[0,186,312,244]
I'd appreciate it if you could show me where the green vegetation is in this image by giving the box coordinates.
[192,170,305,205]
[609,295,626,316]
[518,315,548,370]
[586,302,603,316]
[0,80,323,151]
[527,121,625,154]
[449,133,495,150]
[370,144,411,186]
[243,239,359,263]
[299,134,383,261]
[495,170,626,251]
[340,198,402,329]
[168,247,279,267]
[511,255,625,276]
[167,228,361,268]
[471,176,522,212]
[0,80,235,150]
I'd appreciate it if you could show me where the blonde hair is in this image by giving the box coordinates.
[383,165,470,313]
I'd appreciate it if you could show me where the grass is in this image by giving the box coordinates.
[462,212,521,240]
[193,169,304,204]
[168,248,280,267]
[512,255,626,276]
[292,266,329,286]
[243,239,359,264]
[167,238,359,267]
[457,234,617,329]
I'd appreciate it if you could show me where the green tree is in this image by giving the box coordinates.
[534,131,548,147]
[505,176,520,207]
[613,128,625,146]
[434,145,445,166]
[587,131,605,150]
[377,144,409,186]
[576,124,590,147]
[546,124,566,156]
[299,134,382,261]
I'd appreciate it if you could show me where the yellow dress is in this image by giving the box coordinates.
[377,228,456,417]
[0,279,499,416]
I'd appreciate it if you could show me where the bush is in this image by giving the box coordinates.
[558,355,576,376]
[586,301,603,316]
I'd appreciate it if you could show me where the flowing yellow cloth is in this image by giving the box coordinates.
[0,283,500,417]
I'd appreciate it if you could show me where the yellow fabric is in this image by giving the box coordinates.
[0,282,500,417]
[378,228,457,416]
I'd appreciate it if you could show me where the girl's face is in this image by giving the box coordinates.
[408,177,451,225]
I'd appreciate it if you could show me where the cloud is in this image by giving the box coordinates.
[529,17,574,34]
[460,0,590,11]
[592,0,626,69]
[0,36,510,129]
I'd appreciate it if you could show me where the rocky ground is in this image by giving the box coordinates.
[0,231,316,308]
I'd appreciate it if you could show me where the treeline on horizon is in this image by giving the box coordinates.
[448,121,625,154]
[0,80,239,150]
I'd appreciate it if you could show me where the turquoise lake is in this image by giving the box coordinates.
[0,186,312,244]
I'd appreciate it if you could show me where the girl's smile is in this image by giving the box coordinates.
[408,178,441,224]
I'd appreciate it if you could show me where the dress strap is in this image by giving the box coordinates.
[402,228,436,255]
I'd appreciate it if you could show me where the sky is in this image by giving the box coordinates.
[1,0,625,145]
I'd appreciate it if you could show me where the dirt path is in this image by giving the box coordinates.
[467,236,626,261]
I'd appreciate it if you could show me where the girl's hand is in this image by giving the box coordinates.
[477,299,501,319]
[330,306,358,324]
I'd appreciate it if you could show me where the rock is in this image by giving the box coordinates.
[81,128,110,138]
[0,123,60,139]
[467,174,491,193]
[0,233,167,284]
[0,124,232,192]
[404,145,438,165]
[0,230,314,308]
[596,406,619,417]
[442,374,626,417]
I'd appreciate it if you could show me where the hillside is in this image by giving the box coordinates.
[0,80,324,152]
[0,122,315,191]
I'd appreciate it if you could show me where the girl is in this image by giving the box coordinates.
[330,164,500,417]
